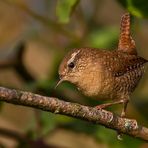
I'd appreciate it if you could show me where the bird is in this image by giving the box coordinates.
[56,13,148,118]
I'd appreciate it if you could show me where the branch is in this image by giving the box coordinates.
[0,42,35,82]
[0,87,148,141]
[0,127,28,142]
[3,0,79,41]
[0,127,64,148]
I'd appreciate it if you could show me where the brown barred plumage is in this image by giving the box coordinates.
[57,13,148,118]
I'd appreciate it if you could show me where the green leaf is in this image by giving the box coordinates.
[87,27,119,49]
[95,126,142,148]
[56,0,79,23]
[40,112,57,135]
[40,112,74,136]
[118,0,148,18]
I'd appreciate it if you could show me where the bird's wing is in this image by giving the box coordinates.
[107,54,147,77]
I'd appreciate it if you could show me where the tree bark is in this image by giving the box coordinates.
[0,86,148,141]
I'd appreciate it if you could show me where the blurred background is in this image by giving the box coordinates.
[0,0,148,147]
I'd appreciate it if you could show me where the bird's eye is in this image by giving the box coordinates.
[68,62,75,68]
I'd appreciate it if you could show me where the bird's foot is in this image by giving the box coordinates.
[95,104,108,110]
[121,111,125,118]
[95,101,123,110]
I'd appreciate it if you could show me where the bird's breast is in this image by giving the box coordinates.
[76,64,114,99]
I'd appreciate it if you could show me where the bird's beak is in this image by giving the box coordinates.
[55,78,64,89]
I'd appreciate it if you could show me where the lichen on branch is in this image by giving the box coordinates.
[0,86,148,141]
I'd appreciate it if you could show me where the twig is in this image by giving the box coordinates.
[0,127,29,143]
[3,0,79,41]
[0,86,148,141]
[0,42,35,82]
[0,127,64,148]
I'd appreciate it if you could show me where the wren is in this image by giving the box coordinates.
[56,13,148,117]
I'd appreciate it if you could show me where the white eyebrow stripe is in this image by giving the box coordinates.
[67,50,80,64]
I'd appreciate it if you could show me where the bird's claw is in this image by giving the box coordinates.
[95,104,106,110]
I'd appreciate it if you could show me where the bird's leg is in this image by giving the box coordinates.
[117,98,129,140]
[95,98,129,140]
[121,99,129,118]
[95,100,124,110]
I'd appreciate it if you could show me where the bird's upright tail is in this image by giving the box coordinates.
[118,13,137,55]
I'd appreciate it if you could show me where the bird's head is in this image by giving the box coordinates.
[56,48,91,88]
